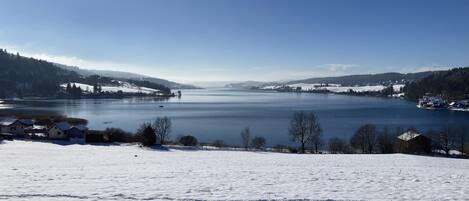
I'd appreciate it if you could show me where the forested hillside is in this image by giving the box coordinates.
[0,49,171,98]
[0,49,80,97]
[287,72,434,86]
[404,67,469,101]
[56,63,199,89]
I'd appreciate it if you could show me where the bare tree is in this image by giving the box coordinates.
[377,127,395,154]
[240,127,251,150]
[350,124,377,154]
[456,126,468,156]
[289,111,322,153]
[289,111,309,153]
[251,136,266,150]
[307,112,323,153]
[439,127,454,156]
[153,117,172,145]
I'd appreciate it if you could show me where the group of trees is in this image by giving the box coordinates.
[240,127,267,150]
[138,117,173,146]
[404,67,469,101]
[90,111,467,156]
[328,124,468,155]
[288,111,322,153]
[283,111,468,155]
[65,83,83,98]
[425,126,468,156]
[0,49,173,99]
[0,49,80,98]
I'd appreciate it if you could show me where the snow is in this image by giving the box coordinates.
[262,83,405,93]
[61,82,161,94]
[1,141,468,200]
[393,84,405,92]
[397,131,421,141]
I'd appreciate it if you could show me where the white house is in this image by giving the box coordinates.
[48,122,72,140]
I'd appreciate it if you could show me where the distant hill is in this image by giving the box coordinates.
[404,67,469,101]
[286,72,435,86]
[0,49,80,97]
[55,64,199,89]
[226,71,437,89]
[0,49,172,98]
[225,81,280,88]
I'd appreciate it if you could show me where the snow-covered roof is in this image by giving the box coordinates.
[397,131,421,141]
[33,125,47,130]
[8,119,34,126]
[54,122,71,131]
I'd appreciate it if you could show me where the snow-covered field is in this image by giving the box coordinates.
[1,141,468,200]
[262,83,405,93]
[60,82,161,94]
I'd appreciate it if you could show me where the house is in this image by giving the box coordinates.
[397,131,432,154]
[6,119,34,137]
[67,125,88,143]
[48,122,72,140]
[26,125,48,139]
[48,122,88,143]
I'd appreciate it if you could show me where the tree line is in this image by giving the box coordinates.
[404,67,469,101]
[83,112,467,157]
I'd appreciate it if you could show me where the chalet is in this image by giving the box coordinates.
[67,125,88,144]
[48,122,88,143]
[6,119,34,137]
[48,122,72,140]
[397,131,432,154]
[26,125,48,139]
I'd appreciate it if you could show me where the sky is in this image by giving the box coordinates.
[1,0,469,84]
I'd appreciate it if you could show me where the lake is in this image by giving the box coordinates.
[1,88,469,146]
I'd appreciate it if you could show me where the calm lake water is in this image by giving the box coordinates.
[2,88,469,146]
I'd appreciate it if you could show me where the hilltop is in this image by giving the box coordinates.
[226,71,435,89]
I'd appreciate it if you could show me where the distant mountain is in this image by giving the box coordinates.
[404,67,469,101]
[286,72,435,86]
[55,64,199,89]
[225,81,280,88]
[226,72,436,89]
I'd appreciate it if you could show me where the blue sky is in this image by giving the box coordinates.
[1,0,469,83]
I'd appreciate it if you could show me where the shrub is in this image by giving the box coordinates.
[179,135,198,146]
[251,136,266,150]
[104,128,134,143]
[138,123,156,146]
[212,139,225,148]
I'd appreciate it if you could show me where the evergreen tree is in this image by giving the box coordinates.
[141,124,156,146]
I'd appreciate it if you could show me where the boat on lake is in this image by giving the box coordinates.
[449,100,469,112]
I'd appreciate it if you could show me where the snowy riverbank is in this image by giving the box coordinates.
[1,141,468,200]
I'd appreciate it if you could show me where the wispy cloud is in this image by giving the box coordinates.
[0,43,366,83]
[398,64,453,73]
[323,63,359,72]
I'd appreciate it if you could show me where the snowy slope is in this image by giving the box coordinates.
[263,83,404,93]
[60,82,161,94]
[1,141,468,200]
